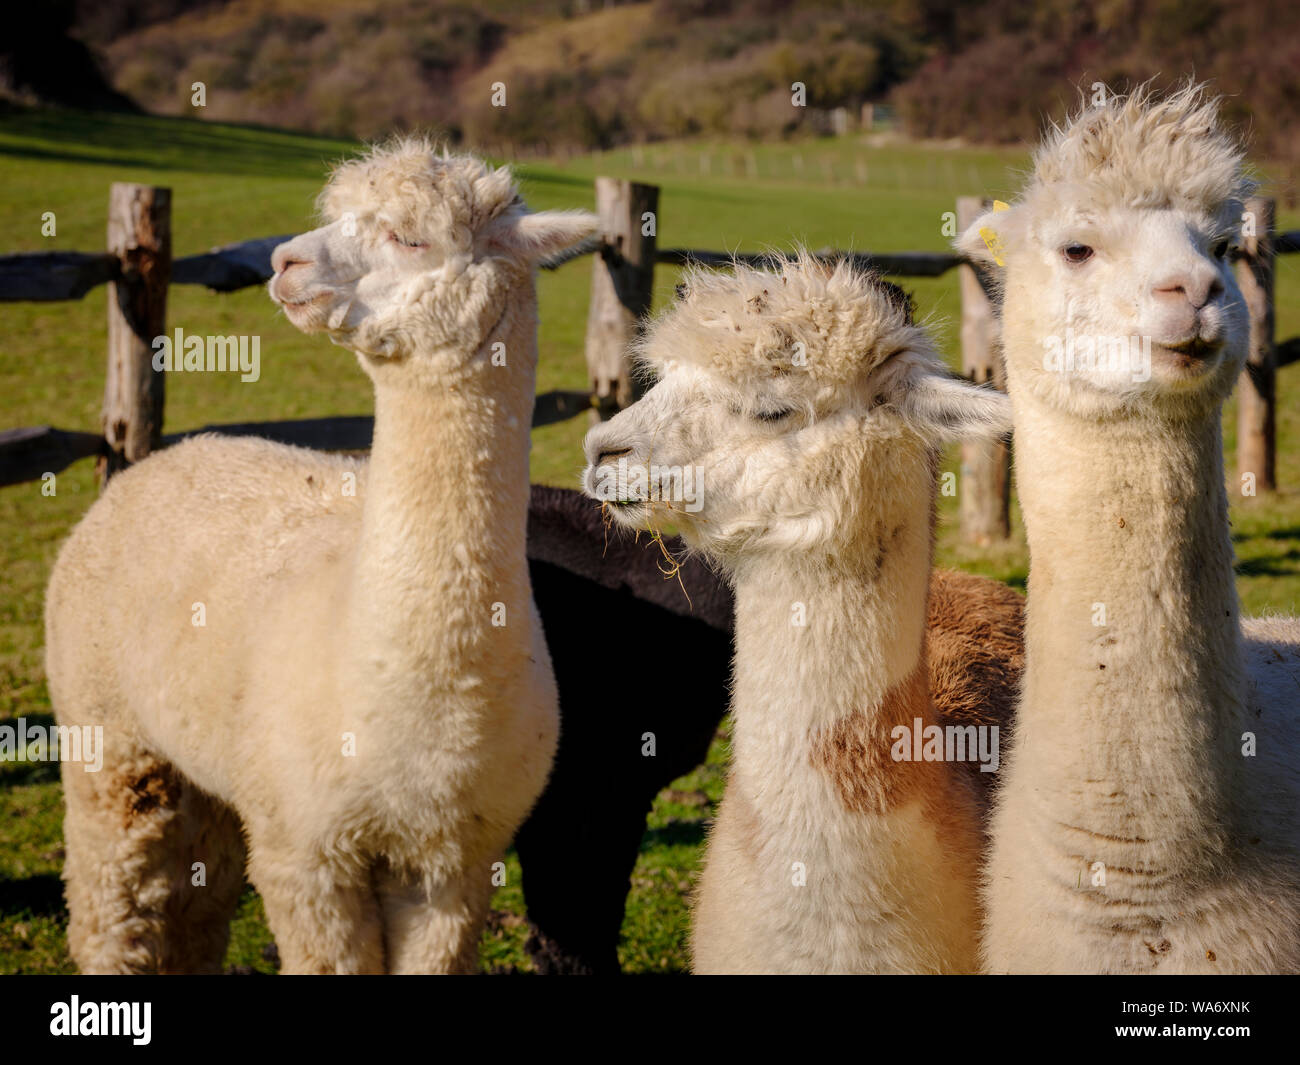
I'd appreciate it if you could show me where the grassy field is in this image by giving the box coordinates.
[2,107,1299,973]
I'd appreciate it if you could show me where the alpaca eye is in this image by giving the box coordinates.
[1212,239,1230,259]
[389,232,428,249]
[753,407,794,423]
[1062,243,1094,264]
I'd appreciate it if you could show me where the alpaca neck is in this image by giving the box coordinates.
[348,282,538,694]
[719,495,986,973]
[1010,383,1245,856]
[727,506,935,823]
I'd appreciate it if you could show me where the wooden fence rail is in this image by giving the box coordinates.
[656,247,965,277]
[1,179,1296,544]
[0,399,594,489]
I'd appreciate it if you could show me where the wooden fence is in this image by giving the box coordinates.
[2,180,1297,543]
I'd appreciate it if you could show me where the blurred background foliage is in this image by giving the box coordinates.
[4,0,1298,183]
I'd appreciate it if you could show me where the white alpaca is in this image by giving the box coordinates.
[959,84,1300,973]
[582,256,1012,973]
[45,139,595,973]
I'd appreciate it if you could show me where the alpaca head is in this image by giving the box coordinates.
[581,255,1011,571]
[958,82,1253,421]
[269,137,596,376]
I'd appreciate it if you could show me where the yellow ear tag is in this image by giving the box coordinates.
[977,201,1012,266]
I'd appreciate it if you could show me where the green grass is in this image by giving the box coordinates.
[2,106,1299,973]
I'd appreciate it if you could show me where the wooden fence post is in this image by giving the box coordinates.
[585,177,658,421]
[1237,195,1276,494]
[100,183,171,486]
[956,196,1011,544]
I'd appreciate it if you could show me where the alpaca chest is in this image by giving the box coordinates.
[714,771,964,970]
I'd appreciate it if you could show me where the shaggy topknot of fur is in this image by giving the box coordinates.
[1029,81,1253,214]
[638,253,923,395]
[316,135,522,254]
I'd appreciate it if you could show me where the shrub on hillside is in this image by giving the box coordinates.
[893,0,1300,168]
[77,0,1300,168]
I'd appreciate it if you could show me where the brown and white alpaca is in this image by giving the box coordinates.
[959,83,1300,973]
[45,139,595,973]
[582,256,1012,973]
[520,485,1024,973]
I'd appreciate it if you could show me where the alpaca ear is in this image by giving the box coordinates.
[891,363,1013,443]
[487,209,598,262]
[955,203,1023,271]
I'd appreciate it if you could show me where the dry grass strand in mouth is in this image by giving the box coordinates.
[644,508,692,611]
[595,425,702,606]
[598,499,693,610]
[639,428,692,606]
[600,500,613,559]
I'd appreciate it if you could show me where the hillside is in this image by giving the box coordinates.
[16,0,1286,177]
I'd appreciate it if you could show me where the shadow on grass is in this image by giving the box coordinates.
[1236,547,1300,577]
[0,106,602,195]
[0,713,61,786]
[0,762,60,787]
[0,713,53,729]
[0,874,66,918]
[0,106,355,179]
[1233,527,1300,543]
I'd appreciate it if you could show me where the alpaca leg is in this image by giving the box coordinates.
[249,852,385,974]
[62,749,238,973]
[375,864,496,974]
[516,783,646,974]
[158,787,247,973]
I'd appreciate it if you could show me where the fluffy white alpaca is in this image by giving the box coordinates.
[959,84,1300,973]
[45,139,595,973]
[582,256,1012,973]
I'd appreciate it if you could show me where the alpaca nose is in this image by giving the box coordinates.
[1153,269,1222,310]
[271,244,312,276]
[583,415,638,470]
[596,446,633,466]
